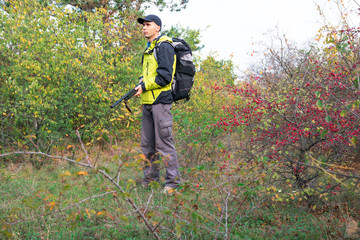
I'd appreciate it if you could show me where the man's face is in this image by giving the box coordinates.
[142,21,160,41]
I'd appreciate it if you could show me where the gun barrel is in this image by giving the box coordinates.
[110,97,125,108]
[110,84,140,109]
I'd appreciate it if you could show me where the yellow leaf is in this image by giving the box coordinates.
[47,202,56,211]
[77,171,88,176]
[62,170,71,177]
[216,204,221,212]
[66,145,73,149]
[86,209,91,218]
[96,211,104,216]
[25,135,37,139]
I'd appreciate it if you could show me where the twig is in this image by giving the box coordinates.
[76,128,91,165]
[0,151,89,167]
[96,168,160,239]
[287,159,360,180]
[143,190,154,215]
[1,150,161,240]
[214,203,224,240]
[29,138,41,152]
[224,190,231,239]
[226,195,248,240]
[152,218,165,233]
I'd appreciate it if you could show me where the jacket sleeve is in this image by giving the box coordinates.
[156,42,175,86]
[145,42,175,91]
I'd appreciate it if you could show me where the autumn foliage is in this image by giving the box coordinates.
[0,0,144,150]
[0,0,359,239]
[206,20,360,205]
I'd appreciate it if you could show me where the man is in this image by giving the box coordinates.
[135,14,180,194]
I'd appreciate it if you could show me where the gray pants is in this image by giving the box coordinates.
[141,104,180,188]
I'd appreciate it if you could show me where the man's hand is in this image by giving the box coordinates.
[134,84,143,96]
[135,77,143,96]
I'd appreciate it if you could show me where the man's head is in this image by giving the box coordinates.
[137,14,162,42]
[137,14,162,29]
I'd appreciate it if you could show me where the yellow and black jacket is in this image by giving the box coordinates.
[140,35,176,105]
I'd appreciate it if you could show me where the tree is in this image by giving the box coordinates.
[0,0,144,149]
[162,24,204,53]
[43,0,190,12]
[215,0,360,206]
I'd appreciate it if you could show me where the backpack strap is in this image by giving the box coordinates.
[142,35,163,63]
[153,40,173,61]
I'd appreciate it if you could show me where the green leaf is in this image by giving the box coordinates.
[340,110,347,117]
[316,100,323,109]
[321,130,328,138]
[175,223,182,238]
[149,181,161,190]
[325,116,331,123]
[353,101,359,109]
[191,212,203,222]
[315,91,321,98]
[120,215,129,222]
[196,165,205,170]
[350,136,357,146]
[162,209,172,215]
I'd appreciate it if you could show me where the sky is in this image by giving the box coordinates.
[145,0,359,72]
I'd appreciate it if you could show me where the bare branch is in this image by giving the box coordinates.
[76,128,91,165]
[0,150,161,239]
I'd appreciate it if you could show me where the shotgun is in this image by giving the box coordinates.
[110,83,140,113]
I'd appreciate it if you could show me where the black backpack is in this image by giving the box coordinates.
[155,37,196,102]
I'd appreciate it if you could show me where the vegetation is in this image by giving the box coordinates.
[1,0,359,239]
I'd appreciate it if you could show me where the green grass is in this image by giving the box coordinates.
[0,156,359,240]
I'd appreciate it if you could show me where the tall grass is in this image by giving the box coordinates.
[0,150,358,239]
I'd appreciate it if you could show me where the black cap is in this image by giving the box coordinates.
[137,14,162,29]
